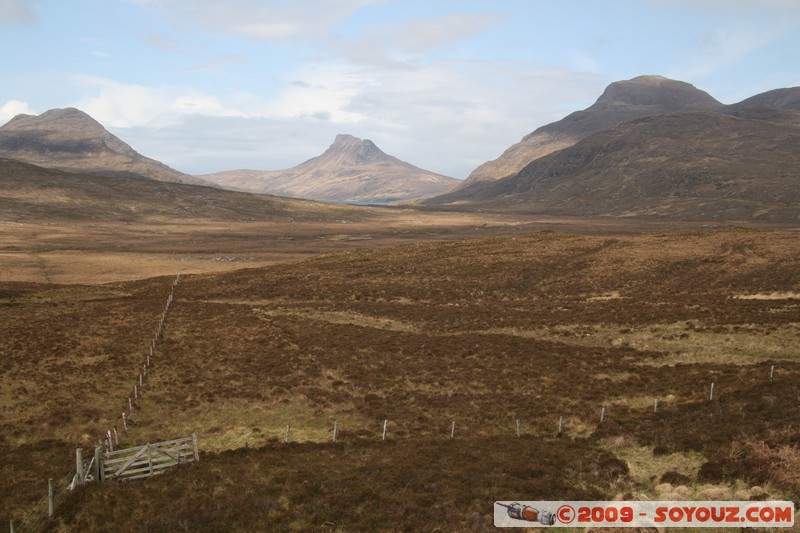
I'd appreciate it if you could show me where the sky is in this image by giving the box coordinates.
[1,0,798,179]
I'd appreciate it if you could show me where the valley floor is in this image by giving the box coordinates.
[1,219,799,531]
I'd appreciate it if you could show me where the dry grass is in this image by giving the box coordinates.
[52,436,628,532]
[468,322,800,366]
[602,435,706,491]
[734,291,800,300]
[0,212,542,284]
[2,228,800,530]
[0,211,753,284]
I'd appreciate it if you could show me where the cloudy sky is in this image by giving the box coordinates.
[1,0,798,179]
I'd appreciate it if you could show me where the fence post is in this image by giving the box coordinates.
[9,520,15,533]
[113,427,119,446]
[382,419,388,441]
[48,478,55,516]
[770,365,775,380]
[75,448,84,486]
[710,382,715,401]
[284,425,291,444]
[192,433,200,462]
[515,418,520,437]
[94,445,102,482]
[600,406,606,422]
[654,399,659,413]
[122,412,127,431]
[332,421,338,443]
[450,421,455,439]
[558,416,563,435]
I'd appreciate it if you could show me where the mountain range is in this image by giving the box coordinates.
[0,75,798,222]
[426,76,800,222]
[199,134,458,204]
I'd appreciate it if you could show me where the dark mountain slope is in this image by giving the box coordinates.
[458,75,723,187]
[427,111,800,222]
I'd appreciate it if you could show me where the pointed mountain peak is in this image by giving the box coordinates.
[324,134,387,165]
[330,133,381,151]
[332,133,365,146]
[200,133,457,204]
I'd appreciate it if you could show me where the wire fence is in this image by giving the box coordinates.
[10,469,75,533]
[10,275,180,533]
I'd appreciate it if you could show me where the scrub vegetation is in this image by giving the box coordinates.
[2,228,799,531]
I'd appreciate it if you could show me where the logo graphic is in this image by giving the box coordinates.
[494,501,795,528]
[495,502,556,526]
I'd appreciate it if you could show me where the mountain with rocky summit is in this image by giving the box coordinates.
[458,75,724,188]
[200,134,458,204]
[0,108,209,185]
[425,78,800,222]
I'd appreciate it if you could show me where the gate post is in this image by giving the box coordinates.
[94,445,102,482]
[192,433,199,462]
[48,478,55,516]
[75,448,84,486]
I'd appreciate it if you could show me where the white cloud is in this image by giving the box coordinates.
[256,64,374,123]
[0,99,35,122]
[73,76,248,128]
[367,13,505,54]
[570,53,602,74]
[72,65,372,129]
[667,22,793,81]
[0,0,37,26]
[128,0,384,41]
[74,76,176,127]
[651,0,800,12]
[186,54,246,72]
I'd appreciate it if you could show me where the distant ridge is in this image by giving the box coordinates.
[0,108,211,185]
[0,156,362,223]
[731,87,800,111]
[200,134,458,204]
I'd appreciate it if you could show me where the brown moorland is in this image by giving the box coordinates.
[1,156,788,284]
[2,228,799,531]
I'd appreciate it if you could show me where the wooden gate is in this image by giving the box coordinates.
[100,434,199,482]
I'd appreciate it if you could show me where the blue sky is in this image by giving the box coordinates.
[1,0,798,179]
